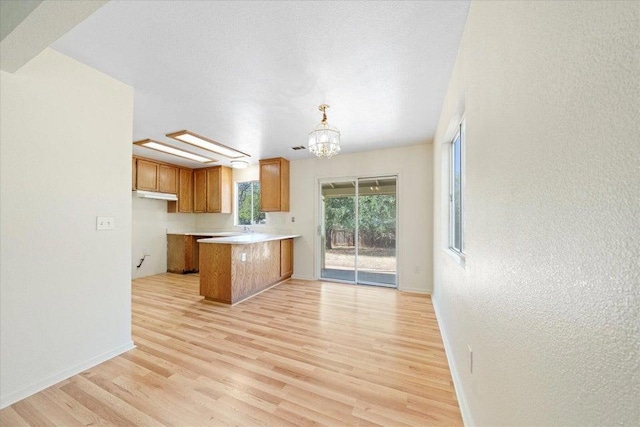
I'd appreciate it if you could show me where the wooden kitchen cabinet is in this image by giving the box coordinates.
[192,166,232,213]
[158,164,178,194]
[260,157,289,212]
[168,168,194,213]
[206,166,232,213]
[136,158,159,191]
[200,237,294,304]
[133,157,230,214]
[280,238,293,279]
[167,234,200,273]
[134,157,178,194]
[193,169,207,213]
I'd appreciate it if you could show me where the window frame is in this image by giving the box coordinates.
[234,180,266,226]
[449,120,465,259]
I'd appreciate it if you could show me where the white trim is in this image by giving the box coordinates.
[291,274,316,281]
[445,247,466,268]
[432,298,475,426]
[0,340,135,409]
[449,122,465,255]
[399,287,430,294]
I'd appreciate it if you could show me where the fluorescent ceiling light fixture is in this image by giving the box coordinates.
[166,130,249,159]
[133,139,216,163]
[230,160,249,169]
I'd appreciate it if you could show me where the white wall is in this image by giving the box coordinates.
[289,144,433,292]
[131,196,195,279]
[0,49,134,407]
[432,2,639,425]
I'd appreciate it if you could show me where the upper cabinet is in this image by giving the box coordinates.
[136,158,159,191]
[206,166,232,213]
[168,168,193,213]
[193,169,207,213]
[133,157,232,214]
[134,157,178,194]
[158,165,178,194]
[260,157,290,212]
[193,166,232,214]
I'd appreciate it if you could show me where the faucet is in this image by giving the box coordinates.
[243,226,251,233]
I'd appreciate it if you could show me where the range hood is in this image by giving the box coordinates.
[134,190,178,201]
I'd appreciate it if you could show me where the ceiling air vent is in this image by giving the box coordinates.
[291,145,306,151]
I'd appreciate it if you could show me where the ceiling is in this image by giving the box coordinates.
[51,1,470,169]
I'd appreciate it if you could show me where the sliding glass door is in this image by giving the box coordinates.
[320,176,397,287]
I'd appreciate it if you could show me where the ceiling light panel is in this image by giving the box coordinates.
[166,130,249,159]
[230,160,249,169]
[133,139,217,163]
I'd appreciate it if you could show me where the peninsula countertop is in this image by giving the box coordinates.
[197,233,300,245]
[167,231,242,237]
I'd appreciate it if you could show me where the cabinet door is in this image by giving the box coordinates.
[206,166,232,213]
[260,158,289,212]
[219,166,232,213]
[206,167,221,213]
[193,169,207,213]
[136,159,159,191]
[178,169,193,212]
[260,160,280,211]
[280,238,293,278]
[159,165,178,194]
[167,235,193,273]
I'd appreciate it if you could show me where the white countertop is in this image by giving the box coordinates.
[197,233,300,245]
[167,231,242,237]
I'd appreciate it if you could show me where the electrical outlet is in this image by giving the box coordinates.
[143,248,151,256]
[468,345,473,373]
[291,216,296,223]
[241,253,247,262]
[96,216,114,230]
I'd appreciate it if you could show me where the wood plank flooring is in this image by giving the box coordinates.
[0,274,462,426]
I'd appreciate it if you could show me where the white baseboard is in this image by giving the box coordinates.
[0,340,135,409]
[399,286,431,294]
[291,274,315,281]
[432,298,475,426]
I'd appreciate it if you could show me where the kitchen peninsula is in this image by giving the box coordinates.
[167,231,242,274]
[198,234,299,304]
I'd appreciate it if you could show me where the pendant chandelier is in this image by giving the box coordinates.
[308,104,340,159]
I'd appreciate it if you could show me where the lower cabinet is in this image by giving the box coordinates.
[280,238,293,279]
[167,235,201,274]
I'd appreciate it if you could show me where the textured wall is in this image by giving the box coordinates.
[432,1,639,425]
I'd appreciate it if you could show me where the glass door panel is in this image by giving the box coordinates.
[357,177,397,287]
[320,180,356,283]
[320,176,397,287]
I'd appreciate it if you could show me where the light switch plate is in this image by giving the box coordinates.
[96,216,115,230]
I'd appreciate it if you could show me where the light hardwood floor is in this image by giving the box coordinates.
[0,274,462,426]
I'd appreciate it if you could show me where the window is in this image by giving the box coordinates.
[449,122,464,255]
[236,181,265,225]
